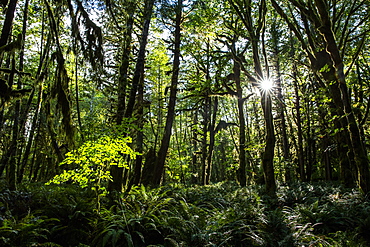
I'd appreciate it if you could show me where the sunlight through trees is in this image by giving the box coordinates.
[0,0,369,226]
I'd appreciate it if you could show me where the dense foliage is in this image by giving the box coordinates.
[1,0,370,191]
[1,0,370,245]
[1,182,370,246]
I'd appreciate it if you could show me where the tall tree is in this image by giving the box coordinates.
[228,0,277,195]
[108,0,155,192]
[115,0,137,125]
[152,0,183,185]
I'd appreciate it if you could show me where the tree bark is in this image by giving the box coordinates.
[191,109,199,184]
[127,73,145,191]
[16,0,31,183]
[7,58,18,190]
[270,24,290,181]
[124,0,154,120]
[0,0,18,48]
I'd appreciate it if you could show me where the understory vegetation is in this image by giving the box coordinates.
[1,181,369,247]
[1,1,370,246]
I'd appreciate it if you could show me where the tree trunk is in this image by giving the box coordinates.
[253,46,276,195]
[116,3,135,125]
[271,36,290,181]
[7,0,29,188]
[7,58,18,190]
[292,66,306,182]
[124,0,154,120]
[261,91,276,195]
[234,59,247,186]
[314,0,370,192]
[0,0,18,48]
[200,98,209,185]
[108,0,154,192]
[229,0,276,195]
[127,73,145,191]
[190,109,199,183]
[0,0,18,186]
[18,84,42,183]
[16,0,31,183]
[152,0,182,185]
[206,97,218,184]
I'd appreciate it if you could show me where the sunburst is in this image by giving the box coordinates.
[260,78,274,91]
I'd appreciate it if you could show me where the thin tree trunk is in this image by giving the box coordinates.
[152,0,182,185]
[191,109,199,184]
[74,48,84,141]
[127,74,144,191]
[8,57,18,190]
[200,98,209,185]
[271,35,290,181]
[7,0,29,188]
[292,66,306,182]
[234,59,247,187]
[16,0,32,183]
[305,97,313,182]
[18,84,42,183]
[206,97,218,184]
[260,91,276,195]
[108,0,154,192]
[116,3,135,125]
[124,0,154,119]
[0,0,19,185]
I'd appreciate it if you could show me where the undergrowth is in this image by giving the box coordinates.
[0,181,369,246]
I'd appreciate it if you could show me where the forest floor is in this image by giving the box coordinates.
[0,181,369,246]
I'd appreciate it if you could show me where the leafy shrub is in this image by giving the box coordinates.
[47,135,139,202]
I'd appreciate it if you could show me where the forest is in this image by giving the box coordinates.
[1,0,370,246]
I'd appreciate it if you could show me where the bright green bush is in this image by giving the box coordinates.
[46,135,139,198]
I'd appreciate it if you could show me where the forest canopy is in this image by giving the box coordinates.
[2,0,370,246]
[0,0,370,196]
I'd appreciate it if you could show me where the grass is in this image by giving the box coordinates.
[0,181,369,246]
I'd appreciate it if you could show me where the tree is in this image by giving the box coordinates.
[108,0,155,192]
[152,0,183,185]
[271,0,370,193]
[228,0,277,195]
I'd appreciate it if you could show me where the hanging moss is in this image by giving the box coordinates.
[51,51,75,146]
[44,0,75,146]
[74,0,104,70]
